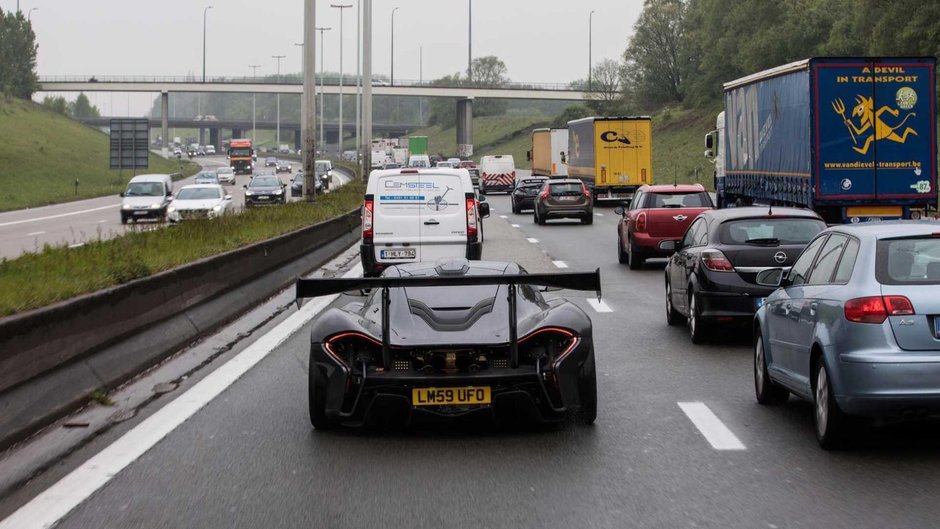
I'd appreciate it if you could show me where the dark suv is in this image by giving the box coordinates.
[533,179,593,225]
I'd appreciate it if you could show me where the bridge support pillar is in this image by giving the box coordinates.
[456,98,473,157]
[294,130,302,152]
[232,128,244,139]
[160,91,169,158]
[326,129,339,152]
[199,128,205,147]
[209,128,220,151]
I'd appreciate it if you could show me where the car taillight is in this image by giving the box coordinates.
[701,249,734,272]
[581,182,591,198]
[362,198,374,239]
[636,212,647,232]
[324,331,383,368]
[466,196,478,240]
[845,295,913,324]
[540,188,549,200]
[518,327,578,368]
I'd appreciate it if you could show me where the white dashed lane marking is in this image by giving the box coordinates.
[595,213,604,217]
[677,402,746,451]
[552,260,568,268]
[26,231,45,236]
[511,224,520,228]
[586,299,612,312]
[499,215,508,219]
[527,238,538,243]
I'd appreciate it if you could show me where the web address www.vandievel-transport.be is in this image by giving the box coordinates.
[823,160,923,170]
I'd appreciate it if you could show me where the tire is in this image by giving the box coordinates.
[754,333,789,404]
[511,200,519,214]
[533,208,539,224]
[814,358,849,450]
[480,183,487,196]
[688,291,709,344]
[120,215,128,225]
[308,361,337,430]
[577,352,598,425]
[618,234,628,264]
[537,209,546,225]
[582,214,593,225]
[665,281,683,326]
[627,237,644,270]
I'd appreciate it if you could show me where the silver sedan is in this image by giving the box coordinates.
[753,222,940,449]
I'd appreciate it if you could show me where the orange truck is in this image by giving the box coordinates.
[228,139,254,175]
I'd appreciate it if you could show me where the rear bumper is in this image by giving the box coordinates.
[833,351,940,417]
[122,208,166,221]
[543,208,591,219]
[696,290,765,321]
[361,241,484,276]
[632,232,679,257]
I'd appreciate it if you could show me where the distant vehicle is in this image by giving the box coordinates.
[458,160,480,187]
[392,147,409,165]
[291,171,323,197]
[314,160,333,190]
[342,150,357,162]
[243,174,287,207]
[196,146,206,156]
[435,161,456,168]
[370,149,389,169]
[205,145,217,155]
[297,258,599,429]
[276,160,293,174]
[447,157,461,167]
[193,171,220,185]
[228,139,254,175]
[568,116,652,202]
[663,207,826,343]
[407,154,430,169]
[278,144,292,154]
[172,147,182,157]
[614,184,714,270]
[120,174,174,224]
[708,57,937,222]
[479,155,516,195]
[754,222,940,449]
[264,156,278,167]
[167,184,232,222]
[533,178,593,225]
[528,127,569,177]
[360,168,490,277]
[382,162,401,169]
[215,167,235,185]
[510,176,549,214]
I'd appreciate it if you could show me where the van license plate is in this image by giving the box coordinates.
[381,249,416,259]
[412,386,491,406]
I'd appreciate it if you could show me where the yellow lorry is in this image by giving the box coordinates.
[527,128,568,176]
[566,116,653,201]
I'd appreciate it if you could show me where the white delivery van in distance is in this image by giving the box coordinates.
[361,168,490,277]
[478,155,516,194]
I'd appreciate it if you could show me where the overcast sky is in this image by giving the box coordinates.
[15,0,642,114]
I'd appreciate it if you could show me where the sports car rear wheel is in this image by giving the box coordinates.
[577,353,597,425]
[309,363,337,430]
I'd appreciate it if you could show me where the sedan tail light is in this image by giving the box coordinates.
[701,249,734,272]
[362,198,374,240]
[845,295,914,324]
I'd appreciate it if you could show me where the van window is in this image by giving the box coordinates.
[125,182,165,197]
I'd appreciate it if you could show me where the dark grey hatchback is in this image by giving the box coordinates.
[664,207,826,343]
[533,179,594,225]
[244,173,287,207]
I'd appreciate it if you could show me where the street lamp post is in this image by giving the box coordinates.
[315,26,331,153]
[588,10,595,91]
[390,7,399,85]
[249,64,260,143]
[332,3,352,158]
[202,5,213,83]
[355,0,362,174]
[27,7,37,22]
[272,54,286,149]
[295,42,305,151]
[467,0,472,80]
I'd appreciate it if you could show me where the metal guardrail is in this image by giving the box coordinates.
[38,75,583,92]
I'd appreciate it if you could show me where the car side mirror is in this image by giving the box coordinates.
[225,195,232,200]
[119,192,125,197]
[614,206,625,216]
[704,149,714,158]
[479,202,491,218]
[755,268,784,287]
[243,184,248,189]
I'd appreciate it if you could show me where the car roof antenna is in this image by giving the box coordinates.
[673,168,677,187]
[768,202,773,216]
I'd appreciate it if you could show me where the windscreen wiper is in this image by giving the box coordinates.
[745,237,781,246]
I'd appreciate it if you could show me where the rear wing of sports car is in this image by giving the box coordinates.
[296,270,601,369]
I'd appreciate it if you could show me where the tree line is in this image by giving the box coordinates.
[0,8,38,99]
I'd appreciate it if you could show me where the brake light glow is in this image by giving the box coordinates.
[466,197,478,240]
[701,249,734,272]
[845,295,914,324]
[324,332,383,368]
[518,327,579,372]
[362,198,374,239]
[581,182,591,198]
[636,212,647,232]
[400,169,418,173]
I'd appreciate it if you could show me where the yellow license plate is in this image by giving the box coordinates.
[412,386,491,406]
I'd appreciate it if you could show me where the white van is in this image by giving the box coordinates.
[407,154,431,169]
[361,168,490,277]
[478,155,516,194]
[120,174,174,224]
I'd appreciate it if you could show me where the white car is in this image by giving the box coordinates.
[314,159,333,189]
[447,157,461,166]
[167,184,232,222]
[206,145,217,155]
[215,167,236,185]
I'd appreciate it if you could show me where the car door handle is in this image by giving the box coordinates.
[810,302,818,318]
[423,220,439,225]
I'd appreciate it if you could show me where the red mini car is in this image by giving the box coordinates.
[615,184,714,269]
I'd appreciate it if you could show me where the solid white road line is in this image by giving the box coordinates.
[97,220,107,224]
[595,213,604,217]
[25,231,46,236]
[552,260,568,268]
[511,224,520,228]
[499,215,508,219]
[677,402,746,451]
[527,238,539,243]
[0,204,118,228]
[0,263,363,529]
[586,299,612,313]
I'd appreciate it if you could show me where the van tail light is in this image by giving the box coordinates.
[581,182,591,199]
[845,295,913,324]
[636,212,647,232]
[511,170,516,180]
[466,195,478,241]
[362,198,374,240]
[701,249,734,272]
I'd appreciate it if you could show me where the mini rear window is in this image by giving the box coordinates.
[646,192,712,208]
[876,238,940,285]
[549,183,582,194]
[719,218,825,245]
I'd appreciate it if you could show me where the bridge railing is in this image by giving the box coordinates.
[38,75,582,92]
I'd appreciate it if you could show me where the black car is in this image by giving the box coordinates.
[511,176,549,213]
[276,160,293,173]
[533,179,594,225]
[244,173,287,207]
[264,156,278,167]
[297,258,600,429]
[663,207,826,343]
[290,171,323,197]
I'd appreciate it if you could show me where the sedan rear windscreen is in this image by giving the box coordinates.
[719,218,825,245]
[876,238,940,285]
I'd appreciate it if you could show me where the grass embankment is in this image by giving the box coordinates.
[0,182,365,317]
[408,115,550,159]
[0,97,200,211]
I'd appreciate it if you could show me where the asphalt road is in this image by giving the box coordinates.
[0,156,337,260]
[3,174,940,528]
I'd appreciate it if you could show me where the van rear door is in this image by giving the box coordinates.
[419,171,470,262]
[373,171,424,265]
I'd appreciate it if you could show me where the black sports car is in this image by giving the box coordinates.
[297,258,600,429]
